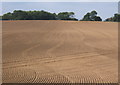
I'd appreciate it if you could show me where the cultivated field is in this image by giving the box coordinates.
[2,20,118,83]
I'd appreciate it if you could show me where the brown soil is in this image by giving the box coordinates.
[2,20,118,83]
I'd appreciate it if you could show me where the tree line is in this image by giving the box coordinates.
[2,10,78,21]
[1,10,120,22]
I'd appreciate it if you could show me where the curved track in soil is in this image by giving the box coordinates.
[2,20,118,83]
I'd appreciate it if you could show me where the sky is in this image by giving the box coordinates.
[1,2,119,20]
[1,0,120,2]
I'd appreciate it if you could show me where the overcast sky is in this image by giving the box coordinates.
[1,0,120,2]
[1,2,118,20]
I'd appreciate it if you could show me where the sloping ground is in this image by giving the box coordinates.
[2,20,118,83]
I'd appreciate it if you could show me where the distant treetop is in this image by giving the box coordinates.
[81,10,102,21]
[105,13,120,22]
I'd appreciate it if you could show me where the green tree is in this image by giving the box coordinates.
[2,10,57,20]
[105,13,120,22]
[81,10,102,21]
[2,12,13,20]
[39,10,56,20]
[113,14,120,22]
[90,10,97,20]
[0,16,2,20]
[12,10,28,20]
[81,13,91,21]
[57,12,77,20]
[94,16,102,21]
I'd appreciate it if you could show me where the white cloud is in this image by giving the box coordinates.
[1,0,120,2]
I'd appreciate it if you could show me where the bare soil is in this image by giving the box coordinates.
[2,20,118,83]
